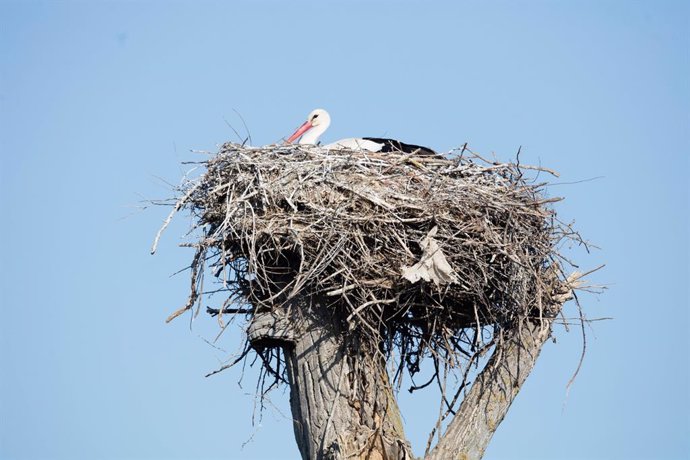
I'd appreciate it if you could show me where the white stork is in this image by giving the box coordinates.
[285,108,436,155]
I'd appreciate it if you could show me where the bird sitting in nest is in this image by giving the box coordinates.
[285,108,437,156]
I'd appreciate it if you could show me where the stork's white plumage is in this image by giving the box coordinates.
[285,109,436,155]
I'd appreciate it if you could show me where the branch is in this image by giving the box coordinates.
[150,181,201,255]
[426,273,582,460]
[206,306,254,317]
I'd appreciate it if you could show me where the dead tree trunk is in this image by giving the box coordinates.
[249,295,414,460]
[248,286,574,460]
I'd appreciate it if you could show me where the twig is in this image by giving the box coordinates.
[150,182,201,254]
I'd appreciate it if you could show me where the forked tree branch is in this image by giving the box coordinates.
[246,276,579,460]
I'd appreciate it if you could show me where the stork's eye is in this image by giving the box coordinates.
[312,114,319,119]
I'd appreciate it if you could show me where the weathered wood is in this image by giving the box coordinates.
[425,318,561,460]
[249,297,414,460]
[422,275,579,459]
[248,282,577,460]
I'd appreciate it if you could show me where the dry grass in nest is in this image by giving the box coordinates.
[154,142,583,383]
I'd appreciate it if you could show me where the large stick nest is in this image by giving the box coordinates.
[159,143,578,378]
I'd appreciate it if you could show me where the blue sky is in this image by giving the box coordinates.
[1,1,688,459]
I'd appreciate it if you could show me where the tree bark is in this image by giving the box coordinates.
[249,296,414,460]
[248,281,575,460]
[424,276,578,459]
[425,318,558,460]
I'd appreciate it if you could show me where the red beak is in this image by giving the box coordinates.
[286,120,313,144]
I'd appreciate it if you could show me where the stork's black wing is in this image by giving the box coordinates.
[362,137,437,156]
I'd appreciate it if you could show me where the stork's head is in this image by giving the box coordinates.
[286,108,331,144]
